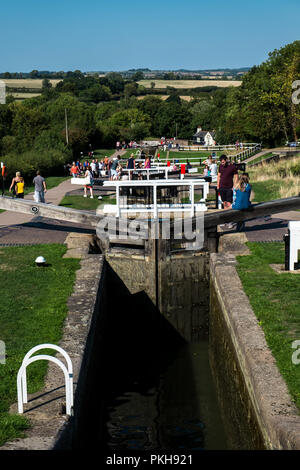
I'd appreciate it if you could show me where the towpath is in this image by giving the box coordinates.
[0,164,297,245]
[0,178,96,245]
[243,147,297,164]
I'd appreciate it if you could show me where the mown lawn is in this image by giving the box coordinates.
[90,149,115,160]
[236,242,300,411]
[247,152,273,166]
[0,244,80,446]
[250,179,283,203]
[59,194,115,210]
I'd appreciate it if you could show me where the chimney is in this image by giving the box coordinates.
[197,126,202,132]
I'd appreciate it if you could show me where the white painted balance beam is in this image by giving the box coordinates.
[102,179,209,218]
[121,166,173,180]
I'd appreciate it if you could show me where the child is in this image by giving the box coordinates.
[203,164,209,177]
[83,166,94,198]
[231,173,252,210]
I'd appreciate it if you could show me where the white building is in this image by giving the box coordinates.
[192,126,216,146]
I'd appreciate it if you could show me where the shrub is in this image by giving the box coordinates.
[3,148,71,183]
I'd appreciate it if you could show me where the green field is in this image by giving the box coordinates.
[250,180,283,203]
[0,244,80,446]
[247,153,273,166]
[59,194,115,210]
[237,242,300,412]
[92,149,115,159]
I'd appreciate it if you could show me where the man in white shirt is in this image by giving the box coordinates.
[90,160,97,178]
[209,161,218,182]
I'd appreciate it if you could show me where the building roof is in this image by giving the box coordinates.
[193,130,215,138]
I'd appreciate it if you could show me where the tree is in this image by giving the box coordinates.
[29,70,39,78]
[11,104,49,151]
[42,78,52,90]
[104,72,125,94]
[124,82,138,98]
[131,71,144,81]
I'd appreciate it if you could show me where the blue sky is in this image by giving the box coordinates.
[0,0,299,72]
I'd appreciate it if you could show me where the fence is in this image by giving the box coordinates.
[228,143,262,163]
[151,143,261,165]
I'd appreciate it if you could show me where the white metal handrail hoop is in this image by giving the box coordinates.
[17,344,73,415]
[21,343,73,406]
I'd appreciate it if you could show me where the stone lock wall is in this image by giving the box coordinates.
[209,252,300,450]
[159,251,210,342]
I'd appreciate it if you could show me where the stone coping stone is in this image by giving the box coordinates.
[270,264,300,274]
[210,252,300,450]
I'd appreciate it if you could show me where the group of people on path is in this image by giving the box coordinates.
[116,140,138,151]
[7,153,251,227]
[109,154,151,181]
[9,170,47,203]
[69,157,111,179]
[217,154,251,230]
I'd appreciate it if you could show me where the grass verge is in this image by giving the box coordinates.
[59,194,115,210]
[250,180,283,202]
[89,149,115,160]
[0,244,80,446]
[236,242,300,411]
[248,155,300,202]
[247,152,273,166]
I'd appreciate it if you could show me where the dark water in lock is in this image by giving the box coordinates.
[100,266,228,452]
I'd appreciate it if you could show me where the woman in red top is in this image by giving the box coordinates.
[70,162,78,178]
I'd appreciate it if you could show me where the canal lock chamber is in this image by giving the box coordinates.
[64,238,266,452]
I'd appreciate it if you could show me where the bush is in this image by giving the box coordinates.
[3,148,71,183]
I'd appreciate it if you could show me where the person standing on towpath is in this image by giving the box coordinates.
[217,154,238,210]
[33,170,47,203]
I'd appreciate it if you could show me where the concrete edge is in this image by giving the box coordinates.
[0,234,104,450]
[210,252,300,450]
